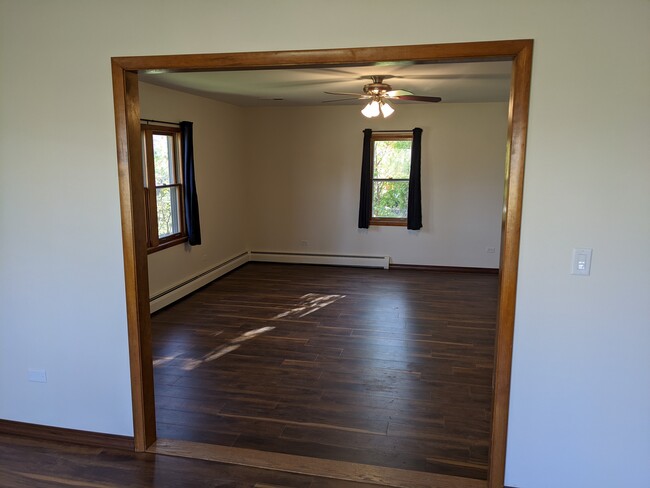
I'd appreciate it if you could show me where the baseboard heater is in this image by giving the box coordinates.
[149,251,250,313]
[250,251,390,269]
[149,250,390,312]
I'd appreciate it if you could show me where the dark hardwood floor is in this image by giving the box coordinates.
[0,433,379,487]
[152,263,498,481]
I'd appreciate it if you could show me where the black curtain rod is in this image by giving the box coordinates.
[367,129,413,133]
[140,118,179,126]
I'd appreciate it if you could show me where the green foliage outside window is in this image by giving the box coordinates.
[156,187,174,237]
[153,134,179,238]
[372,139,412,218]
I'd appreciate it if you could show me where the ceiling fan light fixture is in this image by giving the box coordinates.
[380,101,394,118]
[361,100,381,118]
[325,74,441,117]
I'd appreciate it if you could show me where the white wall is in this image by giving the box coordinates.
[139,82,248,296]
[245,103,507,267]
[0,2,648,487]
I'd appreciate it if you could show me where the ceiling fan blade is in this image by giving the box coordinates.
[324,91,370,98]
[385,89,413,97]
[392,95,442,103]
[322,97,364,103]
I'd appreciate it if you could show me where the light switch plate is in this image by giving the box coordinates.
[571,248,593,276]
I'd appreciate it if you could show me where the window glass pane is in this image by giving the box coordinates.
[373,140,412,179]
[372,180,409,218]
[156,187,180,238]
[153,134,175,185]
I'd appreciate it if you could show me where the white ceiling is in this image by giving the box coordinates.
[139,60,512,107]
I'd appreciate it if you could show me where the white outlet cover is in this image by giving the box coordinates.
[28,369,47,383]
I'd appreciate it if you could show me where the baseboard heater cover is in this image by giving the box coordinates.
[149,251,250,313]
[250,251,390,269]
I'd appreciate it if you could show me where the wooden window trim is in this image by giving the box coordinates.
[141,124,187,251]
[370,217,407,226]
[370,132,412,227]
[147,235,188,254]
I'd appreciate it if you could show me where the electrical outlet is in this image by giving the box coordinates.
[28,369,47,383]
[300,240,308,247]
[486,247,496,254]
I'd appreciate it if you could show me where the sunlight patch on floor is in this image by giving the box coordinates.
[174,326,278,370]
[155,294,344,370]
[272,293,345,319]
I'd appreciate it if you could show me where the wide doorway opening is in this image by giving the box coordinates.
[112,40,533,488]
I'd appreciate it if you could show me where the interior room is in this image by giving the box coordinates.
[138,62,509,481]
[140,62,510,308]
[1,2,648,488]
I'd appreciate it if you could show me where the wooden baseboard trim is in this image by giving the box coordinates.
[0,419,134,451]
[390,264,499,274]
[149,438,486,488]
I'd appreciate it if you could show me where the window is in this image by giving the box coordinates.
[141,125,187,252]
[359,127,421,230]
[370,133,413,226]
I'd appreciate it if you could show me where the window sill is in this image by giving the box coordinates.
[147,235,188,254]
[370,218,407,227]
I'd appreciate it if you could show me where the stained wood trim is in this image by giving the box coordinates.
[371,133,414,141]
[143,120,159,248]
[140,123,181,133]
[488,40,534,488]
[370,217,407,227]
[147,235,189,254]
[0,420,134,451]
[111,61,156,451]
[149,438,486,488]
[112,39,529,72]
[111,39,534,484]
[390,264,499,274]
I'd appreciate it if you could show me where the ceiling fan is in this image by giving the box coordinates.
[324,75,441,118]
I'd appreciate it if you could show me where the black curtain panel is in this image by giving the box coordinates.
[180,121,201,245]
[407,127,423,230]
[358,128,373,228]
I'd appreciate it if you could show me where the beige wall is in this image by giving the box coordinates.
[139,82,248,296]
[1,2,648,487]
[245,103,507,267]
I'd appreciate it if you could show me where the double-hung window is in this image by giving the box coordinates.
[370,133,413,226]
[359,128,423,230]
[141,125,187,252]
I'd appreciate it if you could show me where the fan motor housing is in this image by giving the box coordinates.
[363,82,392,96]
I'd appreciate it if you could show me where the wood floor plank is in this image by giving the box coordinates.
[1,433,387,488]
